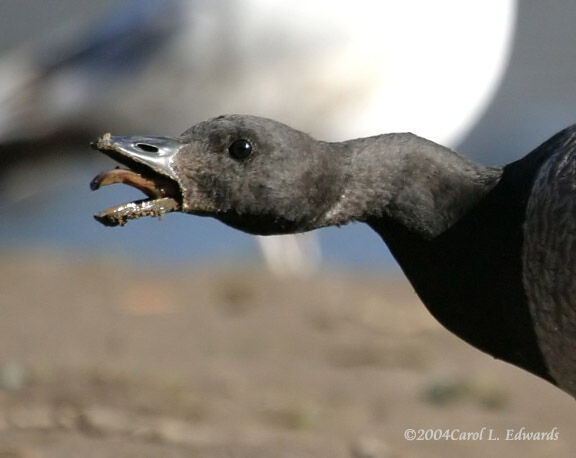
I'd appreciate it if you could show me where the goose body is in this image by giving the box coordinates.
[91,115,576,397]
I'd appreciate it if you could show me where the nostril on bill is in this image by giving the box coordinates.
[135,143,159,153]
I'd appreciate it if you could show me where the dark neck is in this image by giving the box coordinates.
[367,146,556,385]
[324,133,502,238]
[319,131,555,384]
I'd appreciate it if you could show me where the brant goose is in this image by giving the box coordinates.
[91,114,576,397]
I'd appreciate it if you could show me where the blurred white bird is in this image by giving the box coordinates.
[0,0,515,275]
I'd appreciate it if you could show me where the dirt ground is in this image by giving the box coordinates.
[0,249,574,457]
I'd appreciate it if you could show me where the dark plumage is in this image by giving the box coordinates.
[91,114,576,398]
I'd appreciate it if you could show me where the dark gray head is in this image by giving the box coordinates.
[92,115,346,234]
[171,115,347,234]
[91,114,502,237]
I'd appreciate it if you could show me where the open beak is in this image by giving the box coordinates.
[90,134,184,226]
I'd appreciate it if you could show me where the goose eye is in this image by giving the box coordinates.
[228,139,252,160]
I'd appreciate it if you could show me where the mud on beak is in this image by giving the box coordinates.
[90,134,184,227]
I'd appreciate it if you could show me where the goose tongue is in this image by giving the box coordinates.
[90,168,171,199]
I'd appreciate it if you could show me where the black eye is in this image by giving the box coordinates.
[228,139,253,160]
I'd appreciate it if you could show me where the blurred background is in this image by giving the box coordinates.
[1,1,576,456]
[0,0,517,269]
